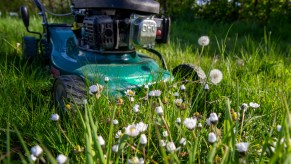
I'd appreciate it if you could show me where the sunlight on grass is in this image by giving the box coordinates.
[0,17,291,163]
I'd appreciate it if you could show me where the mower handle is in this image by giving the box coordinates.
[33,0,48,25]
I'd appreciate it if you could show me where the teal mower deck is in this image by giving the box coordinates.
[20,0,205,110]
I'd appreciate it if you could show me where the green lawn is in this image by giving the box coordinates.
[0,16,291,163]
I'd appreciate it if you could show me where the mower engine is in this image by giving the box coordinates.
[71,1,170,52]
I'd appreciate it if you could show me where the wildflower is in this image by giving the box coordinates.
[180,84,186,91]
[89,85,99,94]
[51,114,60,121]
[180,138,186,146]
[166,142,177,152]
[104,76,109,83]
[240,103,248,112]
[208,132,217,144]
[174,98,183,106]
[115,130,122,139]
[162,97,168,104]
[136,122,148,132]
[82,99,88,104]
[98,136,105,146]
[125,124,140,137]
[125,89,135,97]
[116,97,124,105]
[65,104,71,110]
[140,134,147,145]
[209,69,223,85]
[56,154,68,164]
[148,90,162,97]
[198,123,203,129]
[176,117,181,124]
[249,102,260,109]
[30,154,37,161]
[277,125,282,132]
[128,157,144,164]
[174,92,179,97]
[73,145,84,154]
[144,84,149,89]
[183,117,197,130]
[236,142,249,153]
[129,97,134,102]
[162,131,168,137]
[155,106,163,115]
[204,83,209,90]
[113,119,119,125]
[209,113,219,124]
[16,43,21,49]
[31,145,43,157]
[160,140,166,147]
[133,104,140,113]
[198,36,210,46]
[112,144,119,153]
[206,118,211,126]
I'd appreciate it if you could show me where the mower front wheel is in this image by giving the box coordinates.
[172,64,206,82]
[53,75,87,112]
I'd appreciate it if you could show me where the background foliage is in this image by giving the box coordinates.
[1,0,291,23]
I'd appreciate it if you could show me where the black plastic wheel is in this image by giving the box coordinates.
[53,75,87,111]
[172,64,206,82]
[22,36,39,60]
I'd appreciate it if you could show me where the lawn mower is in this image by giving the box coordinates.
[20,0,205,109]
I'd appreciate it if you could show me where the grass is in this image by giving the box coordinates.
[0,16,291,163]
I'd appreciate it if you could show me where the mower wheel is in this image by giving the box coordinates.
[22,36,38,60]
[53,75,87,111]
[172,64,206,82]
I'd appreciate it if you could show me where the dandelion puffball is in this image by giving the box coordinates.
[209,69,223,85]
[198,36,210,46]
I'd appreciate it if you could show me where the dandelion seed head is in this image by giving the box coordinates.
[162,131,168,137]
[198,36,210,46]
[209,69,223,85]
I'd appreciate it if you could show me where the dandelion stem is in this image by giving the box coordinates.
[161,115,173,142]
[239,111,245,142]
[58,123,74,147]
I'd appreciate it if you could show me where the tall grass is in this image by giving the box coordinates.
[0,16,291,163]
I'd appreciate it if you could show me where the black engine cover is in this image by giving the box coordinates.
[83,15,114,50]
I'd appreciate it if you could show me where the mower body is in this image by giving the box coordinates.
[49,26,171,95]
